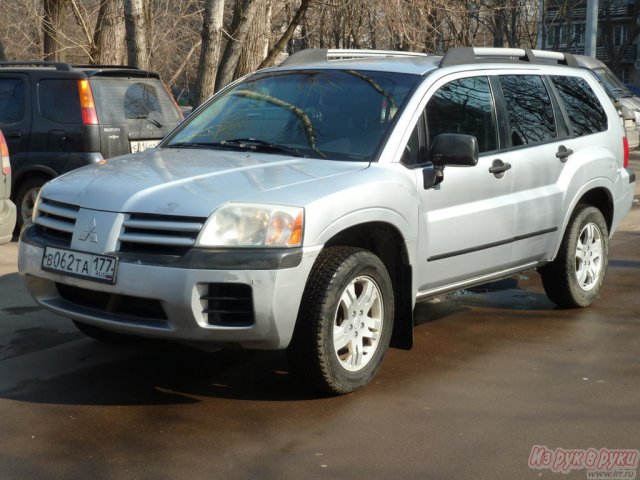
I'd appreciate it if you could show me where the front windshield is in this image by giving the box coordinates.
[166,69,421,161]
[594,67,633,99]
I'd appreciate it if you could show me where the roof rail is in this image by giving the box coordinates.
[440,47,578,68]
[0,60,73,72]
[281,48,429,66]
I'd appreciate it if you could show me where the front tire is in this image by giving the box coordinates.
[539,205,609,308]
[288,246,394,395]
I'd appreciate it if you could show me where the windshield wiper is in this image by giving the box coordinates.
[165,141,232,149]
[130,115,163,128]
[221,138,306,157]
[165,139,307,157]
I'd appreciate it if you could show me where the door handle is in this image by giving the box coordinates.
[5,130,21,139]
[489,159,511,178]
[556,145,573,161]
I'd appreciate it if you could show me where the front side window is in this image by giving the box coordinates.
[0,78,25,124]
[425,76,498,154]
[551,76,607,136]
[499,75,556,146]
[167,70,421,161]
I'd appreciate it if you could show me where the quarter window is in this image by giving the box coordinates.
[499,75,556,146]
[426,76,497,154]
[551,76,607,136]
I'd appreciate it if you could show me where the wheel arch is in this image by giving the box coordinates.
[552,185,614,259]
[11,166,57,199]
[575,187,614,233]
[323,221,415,350]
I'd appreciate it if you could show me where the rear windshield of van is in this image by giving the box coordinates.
[90,77,182,125]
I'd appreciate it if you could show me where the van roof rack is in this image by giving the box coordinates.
[0,60,73,71]
[281,48,430,66]
[440,47,578,68]
[73,64,139,70]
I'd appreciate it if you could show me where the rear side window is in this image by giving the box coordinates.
[0,78,25,123]
[38,79,82,124]
[426,76,498,153]
[90,77,182,125]
[499,75,556,146]
[551,76,607,136]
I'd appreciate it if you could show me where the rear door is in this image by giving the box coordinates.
[89,75,183,158]
[493,74,571,263]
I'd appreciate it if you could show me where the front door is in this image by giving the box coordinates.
[413,74,516,292]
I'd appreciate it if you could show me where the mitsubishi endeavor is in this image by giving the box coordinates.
[18,48,636,395]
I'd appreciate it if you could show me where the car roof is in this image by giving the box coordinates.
[269,47,581,77]
[275,50,442,75]
[0,61,160,79]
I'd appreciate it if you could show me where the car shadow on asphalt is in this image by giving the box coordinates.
[0,273,565,406]
[0,340,327,405]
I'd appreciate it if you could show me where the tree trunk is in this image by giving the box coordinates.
[0,39,6,60]
[214,0,263,91]
[43,0,67,61]
[235,0,271,78]
[93,0,126,64]
[193,0,225,107]
[123,0,150,69]
[257,0,310,69]
[493,7,506,47]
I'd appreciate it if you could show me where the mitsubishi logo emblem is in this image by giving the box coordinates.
[79,219,99,243]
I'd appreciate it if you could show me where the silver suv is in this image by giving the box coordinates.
[18,48,636,395]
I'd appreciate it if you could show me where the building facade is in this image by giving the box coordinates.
[541,0,639,84]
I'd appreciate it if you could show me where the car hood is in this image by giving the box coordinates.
[42,148,368,217]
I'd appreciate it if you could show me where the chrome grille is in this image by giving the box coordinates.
[118,213,206,254]
[34,198,80,245]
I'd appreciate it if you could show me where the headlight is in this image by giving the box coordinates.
[197,203,304,247]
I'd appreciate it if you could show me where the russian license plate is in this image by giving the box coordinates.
[130,139,160,153]
[42,246,117,284]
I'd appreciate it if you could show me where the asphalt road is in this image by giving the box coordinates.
[0,154,638,480]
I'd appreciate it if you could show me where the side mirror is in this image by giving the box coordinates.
[430,133,479,167]
[423,134,479,189]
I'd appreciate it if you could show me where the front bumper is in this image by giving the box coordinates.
[18,228,321,350]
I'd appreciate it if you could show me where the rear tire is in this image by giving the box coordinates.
[539,205,609,308]
[287,246,394,395]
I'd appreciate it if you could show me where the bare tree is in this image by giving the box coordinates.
[43,0,68,60]
[235,0,272,77]
[258,0,310,69]
[193,0,226,107]
[123,0,150,68]
[93,0,126,64]
[215,0,263,91]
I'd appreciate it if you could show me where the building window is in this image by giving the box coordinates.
[613,25,626,47]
